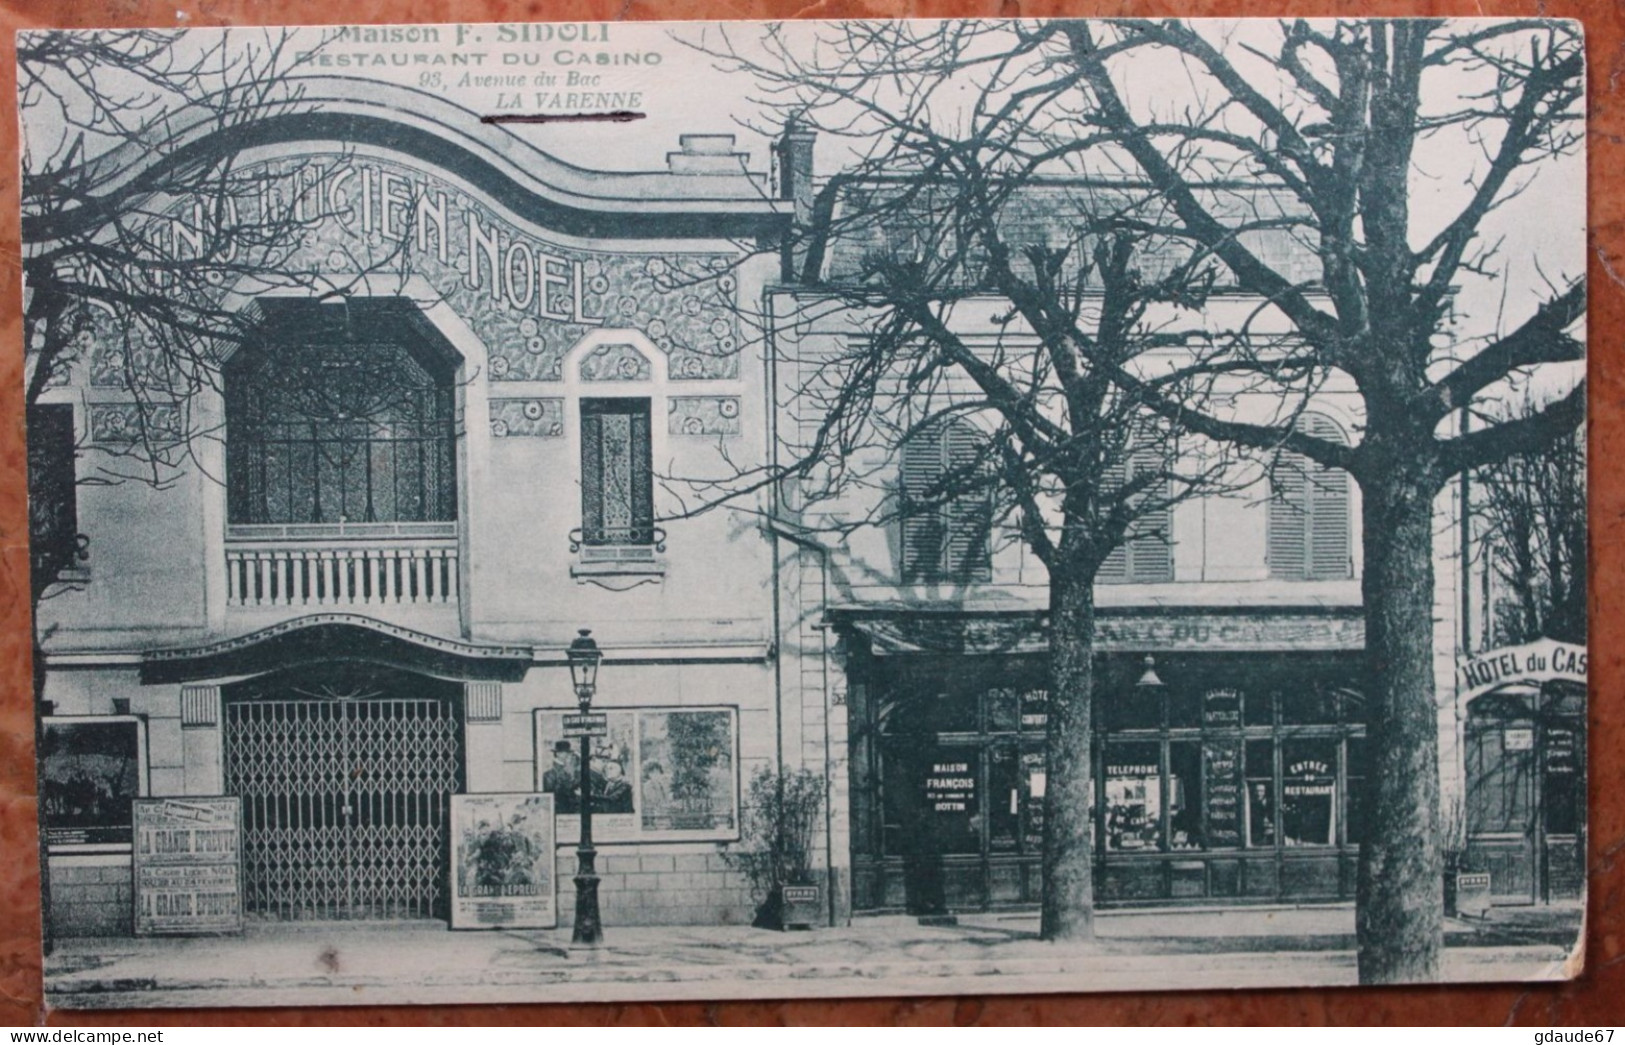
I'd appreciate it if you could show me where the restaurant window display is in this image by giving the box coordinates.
[851,651,1369,912]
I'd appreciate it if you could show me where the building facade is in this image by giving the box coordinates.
[31,77,1550,940]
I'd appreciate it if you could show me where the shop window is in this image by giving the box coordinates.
[1543,722,1580,836]
[1103,686,1162,731]
[1246,739,1276,847]
[1105,741,1162,851]
[579,398,655,546]
[1099,448,1174,584]
[987,687,1019,732]
[1346,736,1369,845]
[1466,721,1534,835]
[1281,738,1337,846]
[1280,685,1339,724]
[920,747,982,855]
[1167,687,1202,729]
[899,417,993,583]
[1203,737,1245,848]
[988,745,1021,853]
[1243,688,1275,727]
[1168,742,1203,850]
[1268,413,1352,581]
[226,305,457,526]
[28,404,84,583]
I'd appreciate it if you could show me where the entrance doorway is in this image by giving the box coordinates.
[1465,682,1585,905]
[223,664,464,921]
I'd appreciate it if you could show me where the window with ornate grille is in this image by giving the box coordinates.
[579,397,655,546]
[1268,414,1352,581]
[899,417,993,583]
[225,305,457,527]
[1098,448,1174,585]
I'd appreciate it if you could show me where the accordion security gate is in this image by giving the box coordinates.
[224,697,463,921]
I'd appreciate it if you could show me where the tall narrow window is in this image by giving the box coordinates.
[1268,414,1352,580]
[1098,448,1174,584]
[28,404,82,584]
[899,417,993,583]
[225,302,457,527]
[580,398,654,546]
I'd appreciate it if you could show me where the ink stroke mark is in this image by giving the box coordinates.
[481,111,647,125]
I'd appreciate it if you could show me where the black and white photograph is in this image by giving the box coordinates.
[17,16,1587,1008]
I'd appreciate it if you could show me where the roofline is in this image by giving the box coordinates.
[33,76,790,243]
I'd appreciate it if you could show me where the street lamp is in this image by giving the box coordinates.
[566,627,604,946]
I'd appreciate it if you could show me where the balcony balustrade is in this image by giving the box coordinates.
[224,523,458,608]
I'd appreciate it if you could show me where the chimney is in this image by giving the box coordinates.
[775,119,818,282]
[774,119,817,223]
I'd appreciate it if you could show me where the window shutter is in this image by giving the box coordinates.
[899,418,991,583]
[27,404,79,581]
[630,405,654,541]
[1267,453,1309,580]
[1097,457,1129,584]
[1307,461,1350,580]
[1269,414,1350,580]
[1127,450,1173,583]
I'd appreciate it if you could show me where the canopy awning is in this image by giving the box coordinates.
[141,613,534,684]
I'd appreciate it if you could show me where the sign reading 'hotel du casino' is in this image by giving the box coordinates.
[1456,638,1588,702]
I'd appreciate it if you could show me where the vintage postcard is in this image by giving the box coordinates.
[17,18,1586,1007]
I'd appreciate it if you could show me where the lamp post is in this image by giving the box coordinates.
[566,628,604,946]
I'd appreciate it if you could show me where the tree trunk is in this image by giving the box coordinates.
[1355,468,1444,983]
[1040,556,1097,940]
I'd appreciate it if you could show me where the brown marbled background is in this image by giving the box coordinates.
[0,0,1620,1026]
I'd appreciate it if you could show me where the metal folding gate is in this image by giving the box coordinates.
[224,697,463,921]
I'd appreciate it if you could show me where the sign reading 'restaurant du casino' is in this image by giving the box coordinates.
[1457,638,1588,702]
[132,797,243,936]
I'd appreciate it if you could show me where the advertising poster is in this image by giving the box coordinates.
[534,710,638,841]
[132,797,243,936]
[40,717,146,852]
[450,792,556,930]
[639,709,736,836]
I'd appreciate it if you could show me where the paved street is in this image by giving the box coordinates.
[44,904,1583,1009]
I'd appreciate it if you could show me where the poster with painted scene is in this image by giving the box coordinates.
[639,708,737,838]
[450,793,556,929]
[39,717,147,852]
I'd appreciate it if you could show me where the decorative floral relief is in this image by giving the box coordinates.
[89,156,745,388]
[88,403,183,443]
[579,343,652,382]
[490,398,564,438]
[668,396,742,436]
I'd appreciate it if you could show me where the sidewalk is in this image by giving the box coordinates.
[44,904,1583,1010]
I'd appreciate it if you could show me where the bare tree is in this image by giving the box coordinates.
[697,18,1584,980]
[1475,414,1586,648]
[19,27,406,952]
[688,23,1266,942]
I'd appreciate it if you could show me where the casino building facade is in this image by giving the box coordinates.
[29,77,1560,939]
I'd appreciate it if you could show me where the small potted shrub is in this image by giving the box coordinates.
[724,766,826,930]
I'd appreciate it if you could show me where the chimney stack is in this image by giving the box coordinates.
[775,119,818,282]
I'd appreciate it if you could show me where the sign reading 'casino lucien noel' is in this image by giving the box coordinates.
[1456,638,1588,702]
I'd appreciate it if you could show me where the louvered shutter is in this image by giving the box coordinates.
[629,405,654,543]
[1097,456,1129,584]
[1267,452,1309,579]
[1269,414,1350,580]
[900,427,946,582]
[943,420,993,581]
[1300,416,1350,580]
[1127,450,1173,582]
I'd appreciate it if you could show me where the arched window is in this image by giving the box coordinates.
[225,300,457,527]
[899,417,993,583]
[1268,414,1351,581]
[1098,447,1174,584]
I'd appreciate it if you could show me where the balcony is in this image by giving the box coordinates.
[225,523,458,609]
